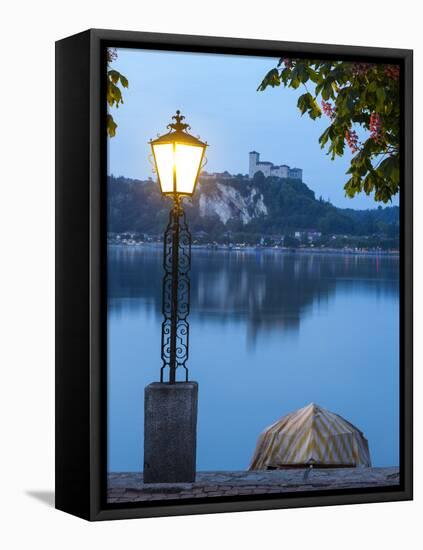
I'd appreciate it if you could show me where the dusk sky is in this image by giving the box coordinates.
[108,48,399,210]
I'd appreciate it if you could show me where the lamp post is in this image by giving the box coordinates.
[150,110,207,384]
[143,111,207,483]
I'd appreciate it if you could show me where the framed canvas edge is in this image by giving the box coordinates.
[56,28,413,521]
[88,27,413,59]
[92,488,412,521]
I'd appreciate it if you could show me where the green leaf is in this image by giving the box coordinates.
[363,173,375,195]
[319,126,333,148]
[280,67,291,85]
[306,66,321,83]
[376,87,386,111]
[108,82,123,105]
[107,114,117,137]
[297,92,322,120]
[321,81,334,101]
[296,63,309,84]
[377,154,400,185]
[108,70,120,84]
[257,68,280,91]
[344,175,363,198]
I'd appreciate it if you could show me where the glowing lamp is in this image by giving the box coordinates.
[150,111,207,197]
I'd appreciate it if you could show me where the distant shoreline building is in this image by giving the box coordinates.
[249,151,302,181]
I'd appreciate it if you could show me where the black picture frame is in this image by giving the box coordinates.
[55,28,413,521]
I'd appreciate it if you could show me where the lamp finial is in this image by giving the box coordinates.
[168,110,191,132]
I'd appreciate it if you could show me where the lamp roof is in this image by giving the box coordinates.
[150,110,207,148]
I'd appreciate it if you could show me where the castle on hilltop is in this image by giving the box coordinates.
[249,151,302,181]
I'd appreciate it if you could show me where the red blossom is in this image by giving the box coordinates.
[345,129,359,153]
[352,62,374,77]
[321,100,335,119]
[282,57,293,69]
[384,64,400,81]
[107,48,118,63]
[370,112,384,143]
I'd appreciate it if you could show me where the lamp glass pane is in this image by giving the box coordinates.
[152,143,174,193]
[175,143,203,194]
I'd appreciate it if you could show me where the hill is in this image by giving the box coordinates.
[107,173,399,245]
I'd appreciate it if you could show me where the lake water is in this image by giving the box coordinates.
[107,246,399,472]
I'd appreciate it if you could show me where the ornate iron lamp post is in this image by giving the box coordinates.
[143,111,207,483]
[150,111,207,384]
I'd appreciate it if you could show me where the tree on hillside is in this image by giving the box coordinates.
[107,175,399,238]
[253,171,266,185]
[107,48,129,137]
[258,59,400,203]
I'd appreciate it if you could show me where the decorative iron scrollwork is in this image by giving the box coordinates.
[160,198,191,383]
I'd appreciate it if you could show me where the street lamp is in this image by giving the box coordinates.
[143,111,207,483]
[150,111,208,384]
[150,110,207,197]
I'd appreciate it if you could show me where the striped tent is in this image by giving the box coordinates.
[249,403,371,470]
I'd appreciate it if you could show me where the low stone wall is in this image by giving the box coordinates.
[108,467,399,504]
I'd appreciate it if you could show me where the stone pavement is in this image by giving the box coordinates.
[108,467,399,503]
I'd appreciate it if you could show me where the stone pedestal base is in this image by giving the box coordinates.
[144,381,198,484]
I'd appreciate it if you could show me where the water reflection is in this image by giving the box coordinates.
[107,245,400,471]
[108,246,399,343]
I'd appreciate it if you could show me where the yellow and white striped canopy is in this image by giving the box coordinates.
[249,403,371,470]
